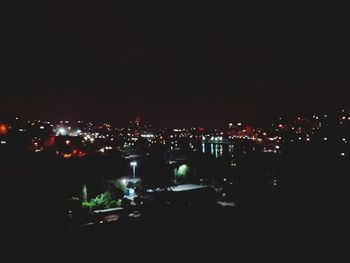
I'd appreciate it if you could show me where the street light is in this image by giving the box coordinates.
[130,161,137,182]
[130,161,138,197]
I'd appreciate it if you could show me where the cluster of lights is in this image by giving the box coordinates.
[2,114,349,161]
[83,135,95,143]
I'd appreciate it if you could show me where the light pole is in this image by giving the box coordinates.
[130,161,137,182]
[130,161,137,197]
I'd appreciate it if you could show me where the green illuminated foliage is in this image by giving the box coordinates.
[81,179,126,212]
[175,164,190,179]
[89,192,112,210]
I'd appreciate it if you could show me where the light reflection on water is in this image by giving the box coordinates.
[202,143,233,158]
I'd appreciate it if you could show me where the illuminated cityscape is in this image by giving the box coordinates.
[2,1,349,256]
[2,110,349,160]
[1,109,349,229]
[2,109,350,255]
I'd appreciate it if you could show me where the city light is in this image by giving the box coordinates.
[58,128,66,135]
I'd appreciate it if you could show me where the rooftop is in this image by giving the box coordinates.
[171,184,208,192]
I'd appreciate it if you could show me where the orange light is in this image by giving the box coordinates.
[72,149,86,158]
[63,153,72,159]
[0,124,9,135]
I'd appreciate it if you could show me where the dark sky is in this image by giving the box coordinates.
[1,2,350,127]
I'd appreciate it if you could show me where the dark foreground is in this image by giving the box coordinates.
[1,143,349,259]
[1,202,346,260]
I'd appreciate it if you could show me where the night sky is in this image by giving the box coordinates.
[1,2,350,127]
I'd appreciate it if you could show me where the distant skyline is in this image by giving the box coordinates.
[2,107,348,130]
[2,2,349,126]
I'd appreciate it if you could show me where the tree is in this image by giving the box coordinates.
[175,164,190,183]
[104,179,125,200]
[82,178,126,212]
[82,192,112,211]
